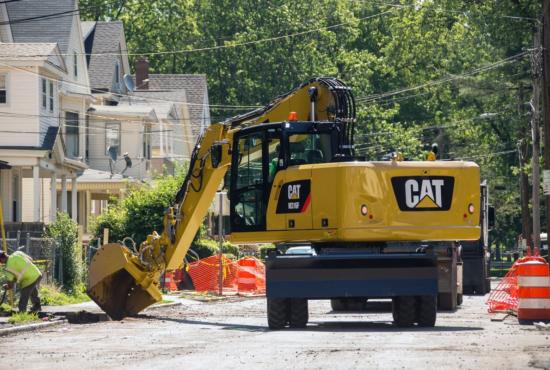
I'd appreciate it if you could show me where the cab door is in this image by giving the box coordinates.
[230,130,267,232]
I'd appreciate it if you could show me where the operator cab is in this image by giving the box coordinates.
[229,121,343,232]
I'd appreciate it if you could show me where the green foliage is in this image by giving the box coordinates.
[46,212,82,292]
[190,238,219,259]
[221,241,239,257]
[8,312,38,324]
[259,244,276,260]
[92,165,187,246]
[39,283,90,306]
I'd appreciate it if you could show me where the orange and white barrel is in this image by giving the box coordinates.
[517,257,550,320]
[163,271,179,292]
[237,257,258,292]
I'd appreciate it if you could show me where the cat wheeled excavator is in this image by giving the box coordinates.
[88,77,480,328]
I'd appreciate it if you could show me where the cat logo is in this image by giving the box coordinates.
[277,180,311,214]
[391,176,454,211]
[288,184,301,200]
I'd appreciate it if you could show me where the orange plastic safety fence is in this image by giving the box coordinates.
[186,255,266,295]
[486,261,519,313]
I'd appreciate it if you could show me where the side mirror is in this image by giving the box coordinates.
[488,205,495,230]
[211,144,223,168]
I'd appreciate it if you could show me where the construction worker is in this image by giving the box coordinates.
[427,143,438,161]
[0,250,42,313]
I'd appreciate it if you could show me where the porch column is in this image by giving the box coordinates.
[61,175,67,213]
[33,166,40,222]
[71,176,78,222]
[85,190,91,232]
[50,172,57,222]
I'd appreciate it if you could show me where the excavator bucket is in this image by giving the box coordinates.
[87,243,162,320]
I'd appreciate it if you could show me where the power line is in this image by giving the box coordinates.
[4,8,397,58]
[355,51,530,104]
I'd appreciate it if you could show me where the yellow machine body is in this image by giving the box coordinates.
[231,161,480,244]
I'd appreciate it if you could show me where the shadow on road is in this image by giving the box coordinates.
[138,314,483,333]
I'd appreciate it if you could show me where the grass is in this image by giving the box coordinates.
[8,312,38,324]
[155,299,174,305]
[39,283,90,306]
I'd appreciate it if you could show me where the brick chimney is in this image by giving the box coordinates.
[135,58,149,90]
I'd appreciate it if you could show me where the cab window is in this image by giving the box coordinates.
[288,133,332,165]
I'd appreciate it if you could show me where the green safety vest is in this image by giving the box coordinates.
[4,251,42,288]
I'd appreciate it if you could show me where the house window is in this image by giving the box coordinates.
[0,74,6,104]
[41,78,47,109]
[73,52,78,77]
[48,80,54,112]
[105,122,121,156]
[65,112,79,158]
[143,126,151,160]
[115,62,120,84]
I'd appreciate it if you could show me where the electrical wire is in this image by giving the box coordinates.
[355,51,530,104]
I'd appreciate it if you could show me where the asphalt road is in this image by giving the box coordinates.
[0,292,549,370]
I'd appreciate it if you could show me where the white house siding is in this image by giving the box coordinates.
[62,14,91,96]
[0,67,40,147]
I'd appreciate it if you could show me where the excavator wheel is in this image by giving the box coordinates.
[267,298,290,330]
[416,295,437,327]
[289,299,308,328]
[392,296,416,327]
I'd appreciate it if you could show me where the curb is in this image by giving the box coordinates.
[0,319,67,337]
[144,301,182,312]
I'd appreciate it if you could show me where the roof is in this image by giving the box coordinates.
[134,74,209,136]
[6,0,76,54]
[77,168,129,183]
[130,90,188,120]
[82,21,124,91]
[0,126,59,150]
[0,42,66,71]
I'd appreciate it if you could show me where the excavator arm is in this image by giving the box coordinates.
[87,78,354,320]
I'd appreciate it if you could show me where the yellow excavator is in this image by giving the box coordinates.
[88,77,480,328]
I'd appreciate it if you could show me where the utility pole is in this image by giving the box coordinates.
[531,23,543,254]
[542,0,550,236]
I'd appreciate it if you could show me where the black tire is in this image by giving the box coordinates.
[392,296,416,327]
[457,293,463,306]
[416,296,437,327]
[267,298,289,330]
[289,299,308,328]
[331,299,346,311]
[438,292,457,310]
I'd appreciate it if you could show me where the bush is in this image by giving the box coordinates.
[39,283,89,306]
[191,238,219,259]
[46,212,82,292]
[259,244,276,260]
[91,164,187,246]
[221,241,239,257]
